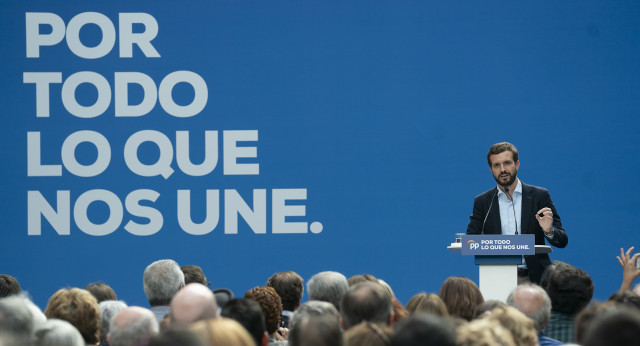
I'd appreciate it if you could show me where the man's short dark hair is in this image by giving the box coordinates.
[266,271,304,312]
[148,326,206,346]
[340,283,392,330]
[0,275,21,298]
[583,307,640,346]
[180,265,208,286]
[391,313,457,346]
[84,282,117,303]
[546,264,593,314]
[289,314,343,346]
[221,298,266,346]
[487,142,519,166]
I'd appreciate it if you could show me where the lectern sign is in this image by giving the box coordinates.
[461,235,535,256]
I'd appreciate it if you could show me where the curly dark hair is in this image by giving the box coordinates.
[44,288,101,345]
[266,271,304,312]
[244,286,282,334]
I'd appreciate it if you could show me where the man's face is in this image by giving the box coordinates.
[489,151,519,187]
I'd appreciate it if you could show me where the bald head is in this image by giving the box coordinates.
[109,307,158,346]
[507,284,551,332]
[170,283,218,325]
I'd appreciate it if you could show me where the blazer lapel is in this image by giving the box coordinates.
[521,182,533,235]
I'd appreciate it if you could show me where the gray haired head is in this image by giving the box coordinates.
[307,271,349,311]
[99,300,128,345]
[34,319,85,346]
[507,283,551,332]
[143,259,185,306]
[0,295,37,344]
[290,300,340,330]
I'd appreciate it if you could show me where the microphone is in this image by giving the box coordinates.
[504,186,518,235]
[481,189,499,234]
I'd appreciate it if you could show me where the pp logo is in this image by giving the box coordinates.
[466,240,479,250]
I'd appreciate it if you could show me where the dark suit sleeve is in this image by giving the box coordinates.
[542,190,568,248]
[467,195,484,235]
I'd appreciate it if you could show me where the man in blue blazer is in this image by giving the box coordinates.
[466,142,568,284]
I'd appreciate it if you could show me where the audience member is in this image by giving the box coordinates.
[266,271,304,328]
[542,262,593,343]
[583,306,640,346]
[456,318,515,346]
[0,295,42,345]
[169,283,218,326]
[617,246,640,291]
[344,321,391,346]
[244,286,287,346]
[340,282,393,330]
[483,306,538,346]
[608,290,640,310]
[0,275,21,298]
[221,298,268,346]
[574,301,616,345]
[143,259,185,323]
[377,279,396,300]
[148,326,207,346]
[307,271,349,312]
[405,292,448,317]
[108,306,159,346]
[438,276,484,321]
[99,300,127,345]
[290,301,340,331]
[34,319,85,346]
[181,265,209,287]
[85,282,117,303]
[347,274,378,287]
[289,314,342,346]
[44,288,100,345]
[390,313,456,346]
[507,284,561,346]
[190,318,256,346]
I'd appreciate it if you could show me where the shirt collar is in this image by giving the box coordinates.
[497,178,522,197]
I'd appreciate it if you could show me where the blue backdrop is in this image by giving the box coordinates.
[1,0,639,310]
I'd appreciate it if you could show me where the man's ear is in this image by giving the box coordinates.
[261,331,269,346]
[340,315,345,330]
[388,311,395,326]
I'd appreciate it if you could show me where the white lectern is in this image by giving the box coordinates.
[447,242,551,302]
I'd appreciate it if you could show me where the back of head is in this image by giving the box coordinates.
[289,314,343,346]
[44,288,100,345]
[266,271,304,312]
[438,276,484,321]
[221,299,266,346]
[0,275,21,298]
[34,319,84,346]
[546,265,593,314]
[144,259,185,306]
[0,295,36,344]
[575,301,617,344]
[148,326,206,346]
[390,313,456,346]
[170,283,218,326]
[190,318,256,346]
[406,292,443,316]
[244,286,282,334]
[457,318,516,346]
[99,300,128,345]
[483,306,538,346]
[473,300,507,319]
[307,271,349,311]
[181,265,208,286]
[506,284,551,332]
[290,300,340,331]
[583,306,640,346]
[109,306,159,346]
[340,282,393,330]
[608,290,640,310]
[344,321,391,346]
[347,274,378,287]
[85,282,117,303]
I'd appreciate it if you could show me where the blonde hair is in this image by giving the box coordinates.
[485,306,538,346]
[190,318,256,346]
[405,292,449,317]
[44,288,100,345]
[457,318,515,346]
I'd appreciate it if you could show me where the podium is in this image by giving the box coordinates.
[447,237,551,302]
